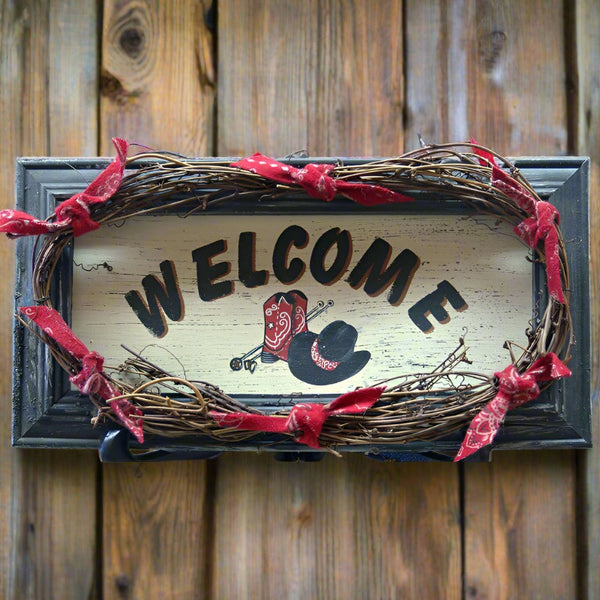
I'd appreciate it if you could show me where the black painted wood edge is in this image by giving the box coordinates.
[11,156,592,455]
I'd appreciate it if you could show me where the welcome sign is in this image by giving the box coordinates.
[72,213,531,396]
[11,150,589,457]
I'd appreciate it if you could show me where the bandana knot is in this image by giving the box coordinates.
[515,199,559,243]
[291,163,337,200]
[0,138,128,238]
[20,305,144,443]
[231,153,413,206]
[210,386,385,449]
[70,351,111,396]
[285,403,329,447]
[491,165,565,303]
[455,353,571,461]
[55,196,100,237]
[495,365,542,409]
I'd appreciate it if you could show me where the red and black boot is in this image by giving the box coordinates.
[261,292,294,363]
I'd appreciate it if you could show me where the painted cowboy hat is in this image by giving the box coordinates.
[287,320,370,385]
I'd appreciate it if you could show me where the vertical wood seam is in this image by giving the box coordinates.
[564,2,586,599]
[208,0,218,156]
[96,0,105,156]
[563,0,579,156]
[203,459,218,600]
[44,1,51,155]
[459,463,466,600]
[401,0,409,136]
[95,456,104,600]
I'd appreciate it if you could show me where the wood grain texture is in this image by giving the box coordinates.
[214,2,461,598]
[9,451,98,599]
[100,0,214,155]
[103,462,210,599]
[218,0,404,157]
[464,452,576,599]
[100,1,215,598]
[405,0,568,154]
[0,1,99,597]
[212,454,461,600]
[574,1,600,597]
[404,1,577,597]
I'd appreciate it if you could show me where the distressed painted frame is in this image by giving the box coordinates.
[11,156,591,459]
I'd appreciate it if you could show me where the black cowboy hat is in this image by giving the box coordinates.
[287,320,370,385]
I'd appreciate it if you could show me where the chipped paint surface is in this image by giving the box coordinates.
[72,214,531,395]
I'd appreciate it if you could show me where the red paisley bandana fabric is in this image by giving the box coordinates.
[455,353,571,461]
[491,165,565,303]
[20,305,144,443]
[231,153,413,206]
[210,386,384,448]
[1,138,128,238]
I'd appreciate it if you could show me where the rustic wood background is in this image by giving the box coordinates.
[0,1,597,598]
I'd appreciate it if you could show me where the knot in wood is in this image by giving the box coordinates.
[478,30,506,72]
[115,573,130,595]
[100,70,125,98]
[119,26,145,59]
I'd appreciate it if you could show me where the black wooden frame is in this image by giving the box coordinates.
[11,156,591,460]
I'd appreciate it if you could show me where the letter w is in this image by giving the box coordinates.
[346,239,420,305]
[125,260,184,337]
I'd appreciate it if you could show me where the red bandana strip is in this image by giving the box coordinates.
[310,338,339,371]
[231,153,413,206]
[1,138,128,238]
[491,166,565,303]
[454,353,570,461]
[470,137,497,166]
[210,386,384,448]
[19,306,144,443]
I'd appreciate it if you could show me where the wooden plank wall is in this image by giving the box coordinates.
[0,1,597,598]
[404,2,577,598]
[0,2,99,598]
[100,2,215,598]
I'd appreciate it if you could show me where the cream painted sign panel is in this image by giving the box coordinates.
[71,214,532,396]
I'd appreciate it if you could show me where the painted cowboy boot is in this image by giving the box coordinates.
[289,290,308,336]
[261,292,294,363]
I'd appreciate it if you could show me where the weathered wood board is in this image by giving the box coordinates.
[212,2,461,598]
[402,1,580,598]
[99,1,214,598]
[72,213,531,395]
[0,1,99,597]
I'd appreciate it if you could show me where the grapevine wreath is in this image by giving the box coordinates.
[2,140,573,460]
